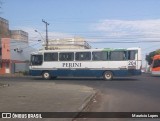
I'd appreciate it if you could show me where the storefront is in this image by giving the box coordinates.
[0,59,11,74]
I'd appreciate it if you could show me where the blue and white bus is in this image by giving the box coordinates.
[29,47,142,80]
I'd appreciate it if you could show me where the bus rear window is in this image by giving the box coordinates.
[31,55,43,65]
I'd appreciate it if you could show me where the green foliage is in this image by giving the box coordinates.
[156,49,160,54]
[17,71,29,76]
[146,49,160,65]
[23,71,29,76]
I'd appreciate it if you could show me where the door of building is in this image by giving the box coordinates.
[5,62,10,73]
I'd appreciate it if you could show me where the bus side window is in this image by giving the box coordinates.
[75,52,91,61]
[109,51,127,61]
[44,53,58,61]
[59,52,74,61]
[128,50,137,60]
[92,51,108,61]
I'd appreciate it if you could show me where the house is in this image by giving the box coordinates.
[0,38,36,74]
[0,17,10,38]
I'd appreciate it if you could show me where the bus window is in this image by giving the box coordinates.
[59,52,74,61]
[109,51,127,61]
[75,52,91,61]
[44,53,58,61]
[92,51,108,61]
[153,59,160,68]
[31,55,43,65]
[128,50,137,60]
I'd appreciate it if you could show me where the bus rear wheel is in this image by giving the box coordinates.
[42,71,51,80]
[103,71,113,80]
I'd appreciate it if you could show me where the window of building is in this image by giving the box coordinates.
[109,51,127,61]
[0,48,2,56]
[6,63,9,68]
[59,52,74,61]
[92,51,108,61]
[75,52,91,61]
[44,52,58,61]
[0,62,2,68]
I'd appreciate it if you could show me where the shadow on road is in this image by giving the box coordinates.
[32,77,139,82]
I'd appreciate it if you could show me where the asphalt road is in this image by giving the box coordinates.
[0,74,160,121]
[64,74,160,121]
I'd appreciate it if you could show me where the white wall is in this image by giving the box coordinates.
[10,39,37,72]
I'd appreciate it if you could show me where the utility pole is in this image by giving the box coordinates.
[42,19,49,50]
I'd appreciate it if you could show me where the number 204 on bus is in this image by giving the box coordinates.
[29,47,142,80]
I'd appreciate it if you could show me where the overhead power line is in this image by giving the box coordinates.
[88,40,160,43]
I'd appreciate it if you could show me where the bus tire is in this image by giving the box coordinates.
[103,71,113,80]
[42,71,51,80]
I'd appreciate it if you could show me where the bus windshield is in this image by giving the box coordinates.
[31,55,43,66]
[153,59,160,68]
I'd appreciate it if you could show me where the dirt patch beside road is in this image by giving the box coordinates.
[0,83,9,88]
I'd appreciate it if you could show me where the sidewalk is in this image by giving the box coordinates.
[0,79,97,121]
[0,73,29,77]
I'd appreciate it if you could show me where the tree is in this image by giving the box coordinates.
[146,49,160,65]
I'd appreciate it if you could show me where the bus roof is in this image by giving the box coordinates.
[153,55,160,60]
[31,47,141,54]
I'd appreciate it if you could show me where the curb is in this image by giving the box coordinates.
[78,89,98,111]
[72,89,99,120]
[0,74,32,78]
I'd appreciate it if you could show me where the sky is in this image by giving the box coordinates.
[1,0,160,65]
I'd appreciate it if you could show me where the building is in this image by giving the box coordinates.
[42,37,91,50]
[0,17,33,74]
[10,30,28,42]
[0,38,36,74]
[0,17,10,38]
[0,17,28,42]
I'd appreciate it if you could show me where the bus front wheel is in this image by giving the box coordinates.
[103,71,113,80]
[42,71,51,80]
